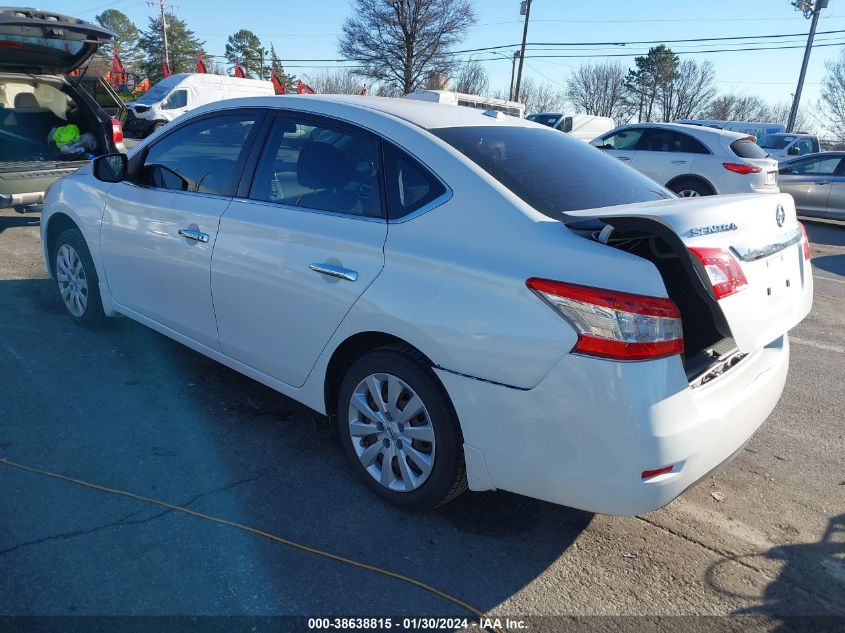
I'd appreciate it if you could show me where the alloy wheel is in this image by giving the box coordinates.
[56,243,88,317]
[347,372,436,492]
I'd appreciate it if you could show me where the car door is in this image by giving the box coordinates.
[632,128,707,184]
[823,156,845,220]
[590,127,645,165]
[210,113,388,387]
[100,111,261,348]
[777,155,841,217]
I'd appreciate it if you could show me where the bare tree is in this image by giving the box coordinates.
[566,60,632,121]
[519,77,565,114]
[663,59,716,121]
[821,54,845,140]
[768,100,815,134]
[305,69,365,95]
[706,93,771,121]
[454,58,489,95]
[339,0,475,95]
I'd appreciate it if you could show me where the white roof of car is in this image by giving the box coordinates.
[619,121,750,142]
[189,94,539,130]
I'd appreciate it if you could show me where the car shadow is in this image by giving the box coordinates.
[705,513,845,630]
[811,254,845,277]
[802,218,845,248]
[0,277,593,616]
[0,213,40,235]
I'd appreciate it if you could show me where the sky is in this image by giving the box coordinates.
[35,0,845,110]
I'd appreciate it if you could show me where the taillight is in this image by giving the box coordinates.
[689,247,748,299]
[722,162,761,175]
[798,221,812,260]
[110,116,123,144]
[525,278,684,361]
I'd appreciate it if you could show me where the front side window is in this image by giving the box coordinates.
[780,156,842,175]
[432,125,671,218]
[139,113,257,195]
[249,116,383,217]
[591,128,645,150]
[162,89,188,110]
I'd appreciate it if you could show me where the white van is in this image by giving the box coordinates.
[674,119,785,139]
[525,113,615,141]
[403,89,525,118]
[124,73,274,137]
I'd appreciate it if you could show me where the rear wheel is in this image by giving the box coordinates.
[52,228,107,328]
[670,178,714,198]
[337,345,467,510]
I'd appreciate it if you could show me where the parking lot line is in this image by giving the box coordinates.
[814,275,845,285]
[0,457,502,631]
[791,336,845,355]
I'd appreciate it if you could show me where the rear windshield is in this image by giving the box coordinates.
[757,134,794,149]
[431,125,671,218]
[730,138,769,159]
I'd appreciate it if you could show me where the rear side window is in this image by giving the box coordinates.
[432,125,671,218]
[140,113,257,195]
[383,144,446,220]
[637,129,709,154]
[730,139,769,159]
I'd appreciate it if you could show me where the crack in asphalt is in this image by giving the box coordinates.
[635,515,844,613]
[0,476,257,556]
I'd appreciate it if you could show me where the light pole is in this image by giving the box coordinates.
[787,0,829,132]
[509,51,520,101]
[513,0,532,103]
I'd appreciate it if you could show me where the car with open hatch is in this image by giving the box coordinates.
[40,95,813,515]
[0,6,125,211]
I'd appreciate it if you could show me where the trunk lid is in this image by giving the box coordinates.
[567,193,813,353]
[0,8,113,74]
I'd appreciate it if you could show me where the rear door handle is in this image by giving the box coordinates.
[671,160,688,164]
[309,263,358,282]
[617,156,631,162]
[815,180,829,185]
[178,228,209,243]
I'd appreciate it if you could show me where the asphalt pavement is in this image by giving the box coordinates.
[0,208,843,628]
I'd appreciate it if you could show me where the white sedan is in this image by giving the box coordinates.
[591,122,780,197]
[41,96,813,515]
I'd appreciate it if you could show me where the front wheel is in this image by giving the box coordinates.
[53,228,107,328]
[337,345,467,510]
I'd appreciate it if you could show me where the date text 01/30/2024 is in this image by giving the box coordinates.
[307,617,528,630]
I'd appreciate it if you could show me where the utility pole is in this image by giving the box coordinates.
[787,0,829,131]
[509,51,520,101]
[513,0,532,103]
[148,0,179,72]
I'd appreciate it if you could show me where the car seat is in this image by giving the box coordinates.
[296,142,358,214]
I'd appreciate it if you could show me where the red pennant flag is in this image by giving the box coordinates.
[111,47,127,90]
[296,79,315,94]
[270,69,285,94]
[359,83,369,96]
[162,60,171,77]
[196,52,207,74]
[234,60,246,78]
[135,77,151,93]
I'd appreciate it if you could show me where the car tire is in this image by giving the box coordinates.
[337,345,467,510]
[670,178,713,198]
[52,228,108,328]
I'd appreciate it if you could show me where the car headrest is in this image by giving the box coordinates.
[14,93,41,110]
[297,142,348,189]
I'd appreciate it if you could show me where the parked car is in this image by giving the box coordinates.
[757,132,820,159]
[591,122,779,197]
[674,119,784,138]
[41,96,813,515]
[778,151,845,220]
[525,112,615,141]
[124,73,275,138]
[0,7,126,211]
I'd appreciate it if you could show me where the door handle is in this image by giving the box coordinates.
[309,263,358,282]
[178,228,209,243]
[617,156,631,162]
[671,160,688,164]
[815,180,829,185]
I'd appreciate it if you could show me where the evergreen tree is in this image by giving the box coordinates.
[225,29,265,78]
[138,13,207,82]
[269,42,296,92]
[95,9,142,70]
[624,45,679,123]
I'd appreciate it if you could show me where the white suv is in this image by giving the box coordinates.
[591,122,779,197]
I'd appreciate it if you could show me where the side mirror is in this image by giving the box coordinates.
[788,146,801,156]
[92,153,127,183]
